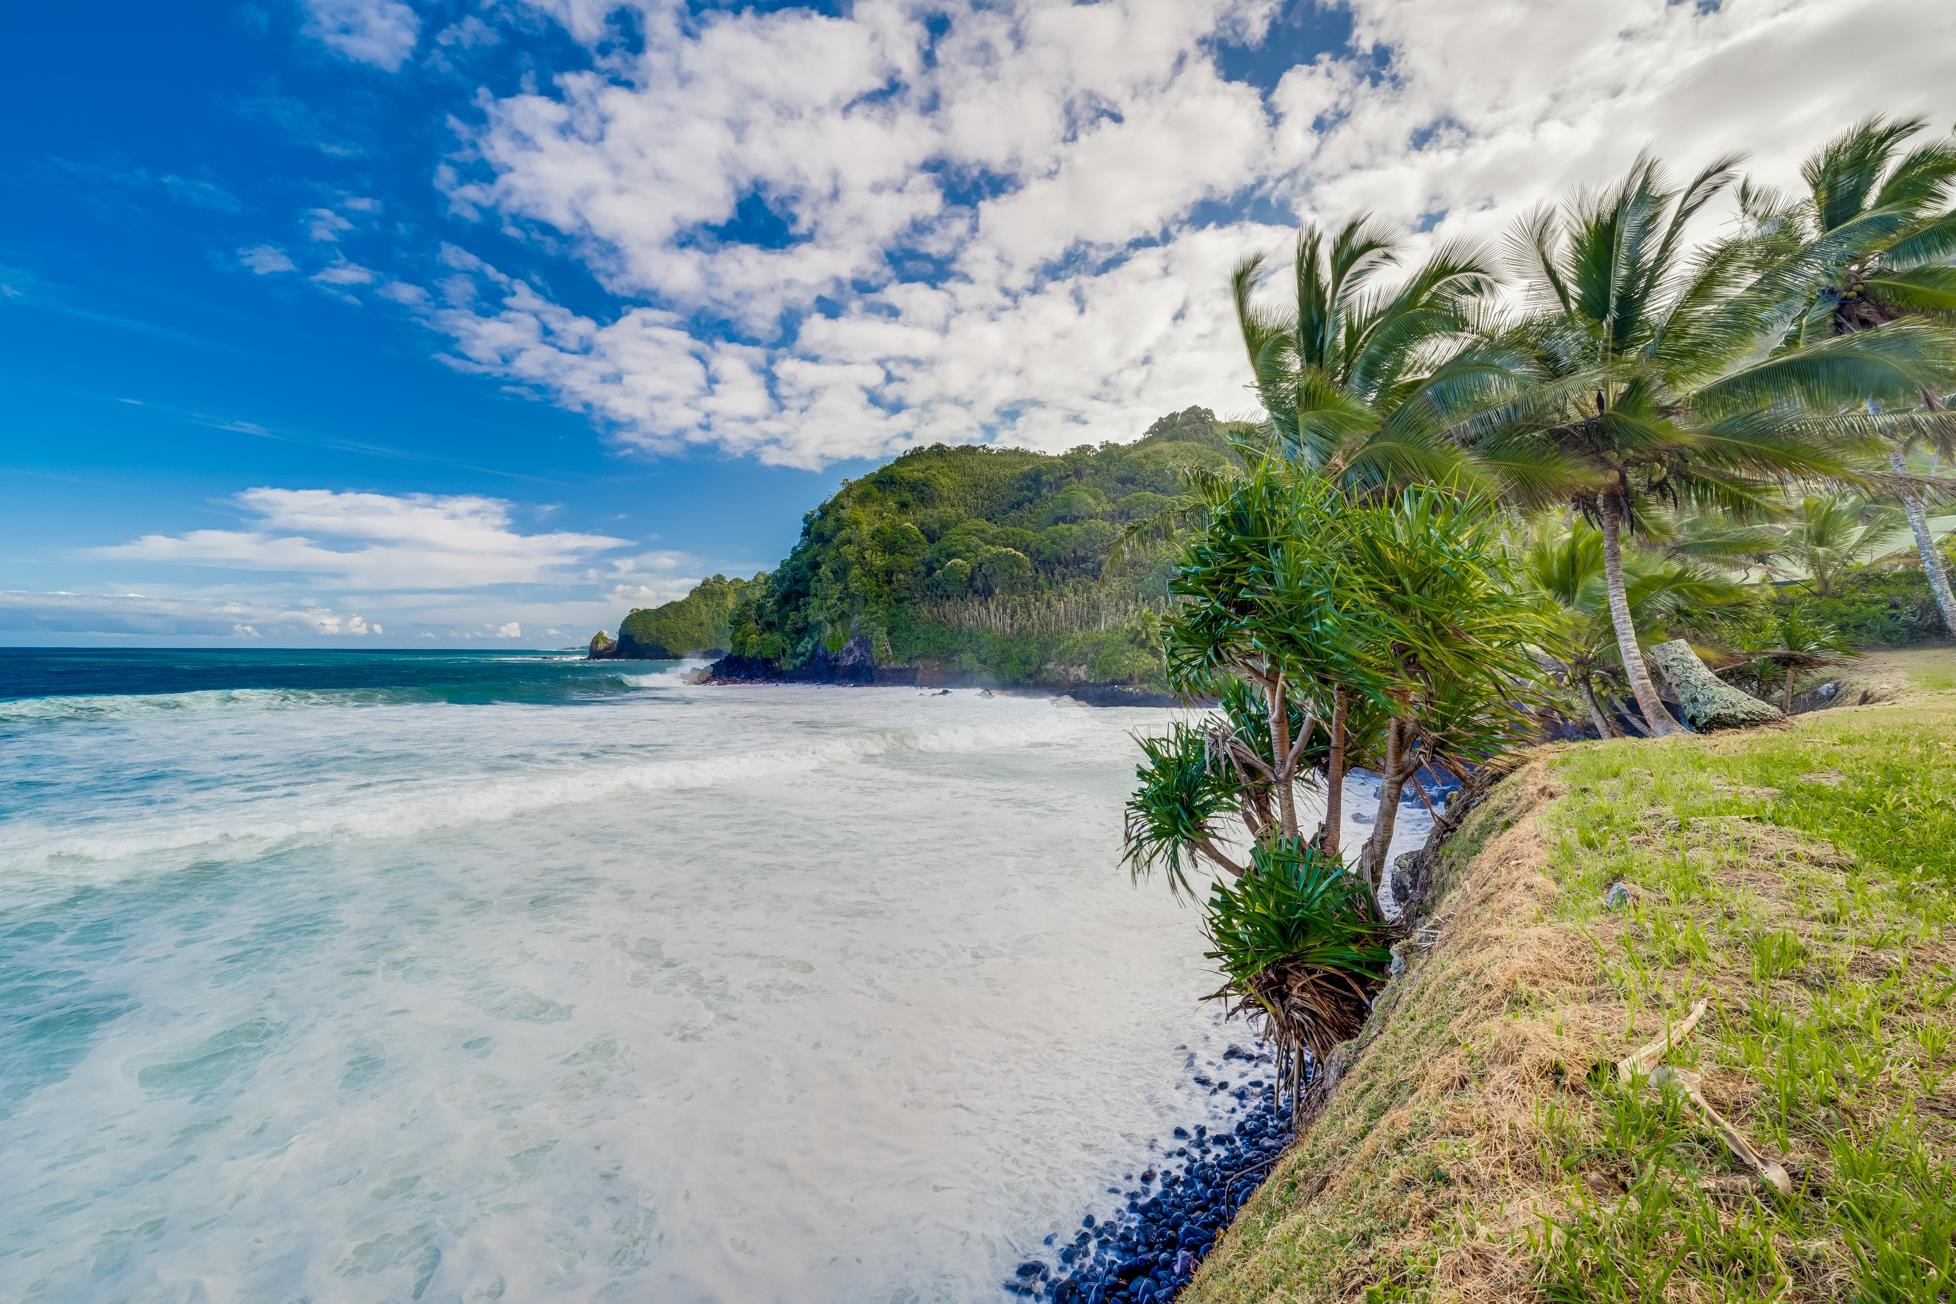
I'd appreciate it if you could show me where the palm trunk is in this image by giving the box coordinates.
[1598,495,1682,736]
[1321,690,1347,860]
[1890,447,1956,635]
[1580,677,1619,739]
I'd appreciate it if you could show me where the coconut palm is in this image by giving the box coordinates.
[1751,115,1956,630]
[1466,151,1956,735]
[1770,494,1909,595]
[1230,218,1566,498]
[1522,518,1744,737]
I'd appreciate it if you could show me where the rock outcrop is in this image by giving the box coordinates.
[1649,639,1783,731]
[588,631,620,660]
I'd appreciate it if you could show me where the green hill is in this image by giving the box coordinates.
[615,573,759,658]
[602,408,1237,691]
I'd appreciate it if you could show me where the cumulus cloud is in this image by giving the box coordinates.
[363,0,1950,469]
[302,0,420,70]
[18,490,727,644]
[312,261,377,287]
[91,486,633,590]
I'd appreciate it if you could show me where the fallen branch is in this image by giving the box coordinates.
[1651,1066,1794,1197]
[1616,999,1708,1082]
[1615,999,1793,1197]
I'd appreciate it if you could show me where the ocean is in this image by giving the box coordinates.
[0,648,1430,1302]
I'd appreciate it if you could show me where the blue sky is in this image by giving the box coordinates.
[1,0,1948,646]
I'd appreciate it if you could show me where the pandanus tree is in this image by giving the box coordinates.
[1748,115,1956,630]
[1123,458,1547,1086]
[1468,151,1956,736]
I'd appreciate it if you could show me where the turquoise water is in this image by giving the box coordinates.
[0,650,1429,1301]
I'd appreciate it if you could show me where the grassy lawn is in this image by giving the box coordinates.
[1183,670,1956,1302]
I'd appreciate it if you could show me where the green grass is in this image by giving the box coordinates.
[1906,663,1956,693]
[1528,699,1956,1302]
[1183,679,1956,1303]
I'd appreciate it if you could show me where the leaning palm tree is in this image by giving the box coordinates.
[1231,217,1566,499]
[1466,151,1956,735]
[1748,115,1956,630]
[1522,518,1743,737]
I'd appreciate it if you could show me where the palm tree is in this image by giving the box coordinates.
[1468,152,1956,735]
[1750,115,1956,630]
[1230,218,1565,498]
[1770,494,1908,595]
[1722,605,1853,713]
[1522,518,1743,737]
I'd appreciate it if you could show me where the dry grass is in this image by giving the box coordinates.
[1181,664,1956,1304]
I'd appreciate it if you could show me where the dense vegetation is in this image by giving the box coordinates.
[615,573,759,658]
[708,408,1232,687]
[1122,463,1549,1092]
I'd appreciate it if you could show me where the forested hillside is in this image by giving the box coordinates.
[613,573,759,658]
[602,408,1237,690]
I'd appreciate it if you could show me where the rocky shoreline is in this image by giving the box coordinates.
[1008,1040,1294,1303]
[589,631,1184,707]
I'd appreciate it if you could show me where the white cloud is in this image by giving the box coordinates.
[91,486,633,589]
[302,0,420,71]
[270,0,1954,470]
[18,490,728,644]
[0,590,385,641]
[307,207,355,241]
[309,611,381,636]
[238,244,297,275]
[312,261,377,287]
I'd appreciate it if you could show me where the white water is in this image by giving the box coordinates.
[0,676,1428,1301]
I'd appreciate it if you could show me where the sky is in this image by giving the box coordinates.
[1,0,1951,648]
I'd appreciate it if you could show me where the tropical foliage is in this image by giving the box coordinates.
[1228,219,1551,496]
[618,573,761,658]
[1457,152,1956,735]
[1745,114,1956,633]
[713,408,1236,687]
[1123,457,1549,1094]
[1766,494,1908,595]
[1521,519,1742,737]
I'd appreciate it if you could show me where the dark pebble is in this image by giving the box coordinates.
[1019,1039,1296,1302]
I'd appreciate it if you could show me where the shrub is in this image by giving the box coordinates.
[1203,841,1394,1068]
[1761,564,1942,648]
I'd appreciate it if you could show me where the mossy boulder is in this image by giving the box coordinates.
[1649,638,1783,731]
